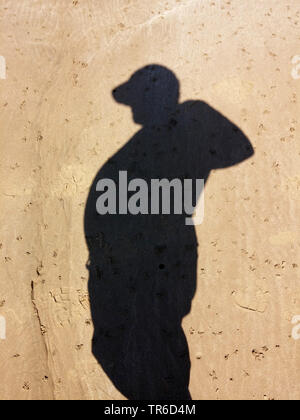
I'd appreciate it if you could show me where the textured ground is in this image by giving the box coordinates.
[0,0,300,400]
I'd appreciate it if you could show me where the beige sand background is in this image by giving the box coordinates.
[0,0,299,400]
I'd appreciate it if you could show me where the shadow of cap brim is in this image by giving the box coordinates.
[112,83,132,105]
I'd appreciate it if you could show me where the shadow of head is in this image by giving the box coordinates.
[112,64,180,125]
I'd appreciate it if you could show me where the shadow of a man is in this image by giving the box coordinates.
[84,65,254,400]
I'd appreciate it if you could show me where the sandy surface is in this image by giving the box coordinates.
[0,0,300,400]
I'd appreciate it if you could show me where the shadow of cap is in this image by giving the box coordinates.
[112,64,180,107]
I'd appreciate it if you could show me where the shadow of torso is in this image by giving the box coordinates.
[84,100,253,400]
